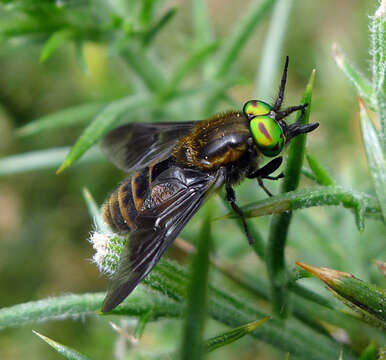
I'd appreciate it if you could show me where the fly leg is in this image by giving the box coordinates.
[225,184,255,245]
[247,157,284,197]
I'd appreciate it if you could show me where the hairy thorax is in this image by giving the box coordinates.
[172,111,256,174]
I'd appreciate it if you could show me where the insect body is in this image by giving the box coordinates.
[100,57,319,312]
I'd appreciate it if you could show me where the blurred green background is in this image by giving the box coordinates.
[0,0,384,359]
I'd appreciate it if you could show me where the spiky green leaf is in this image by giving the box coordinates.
[332,43,374,110]
[358,97,386,222]
[40,29,75,63]
[33,331,91,360]
[306,153,336,186]
[17,102,105,137]
[205,317,270,352]
[56,95,148,174]
[0,147,102,176]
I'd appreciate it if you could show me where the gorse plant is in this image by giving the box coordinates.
[0,0,384,359]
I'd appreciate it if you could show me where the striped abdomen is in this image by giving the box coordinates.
[102,167,150,233]
[102,160,172,233]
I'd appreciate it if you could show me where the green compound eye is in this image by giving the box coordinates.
[243,100,272,118]
[250,115,285,157]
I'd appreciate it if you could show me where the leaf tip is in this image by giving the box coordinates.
[56,161,69,175]
[247,316,270,332]
[357,96,365,110]
[332,42,344,67]
[357,220,365,233]
[82,187,91,200]
[39,53,47,64]
[309,68,316,85]
[296,262,351,286]
[357,97,373,124]
[33,330,50,344]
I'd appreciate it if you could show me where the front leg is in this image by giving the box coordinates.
[225,185,255,245]
[247,157,284,197]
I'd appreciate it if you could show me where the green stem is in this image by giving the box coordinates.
[0,291,181,330]
[267,211,292,317]
[266,70,315,317]
[180,203,213,359]
[212,258,341,336]
[233,186,381,227]
[370,3,386,146]
[153,260,356,360]
[176,237,343,333]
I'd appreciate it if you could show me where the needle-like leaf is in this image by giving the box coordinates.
[56,95,148,174]
[33,331,92,360]
[358,97,386,222]
[40,29,75,63]
[205,317,270,353]
[17,102,106,138]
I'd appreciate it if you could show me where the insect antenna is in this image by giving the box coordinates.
[272,56,289,111]
[285,122,319,142]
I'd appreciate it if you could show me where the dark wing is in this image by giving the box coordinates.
[101,164,225,312]
[101,122,196,172]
